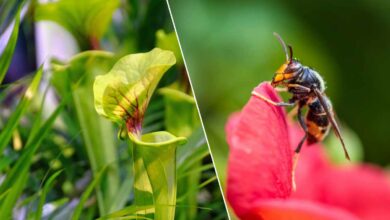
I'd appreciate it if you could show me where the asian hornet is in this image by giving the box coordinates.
[252,33,350,184]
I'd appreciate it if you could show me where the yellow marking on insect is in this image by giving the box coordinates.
[307,120,327,141]
[284,73,294,79]
[275,63,288,74]
[307,120,321,132]
[273,74,284,82]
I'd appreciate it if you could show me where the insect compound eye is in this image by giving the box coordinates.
[286,61,302,73]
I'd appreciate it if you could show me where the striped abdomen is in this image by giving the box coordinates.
[306,97,331,144]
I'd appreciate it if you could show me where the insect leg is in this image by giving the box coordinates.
[287,84,311,93]
[252,91,295,107]
[292,105,307,191]
[295,106,308,154]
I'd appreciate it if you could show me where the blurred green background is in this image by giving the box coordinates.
[0,0,228,219]
[169,0,390,191]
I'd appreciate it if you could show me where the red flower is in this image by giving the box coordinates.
[226,82,390,220]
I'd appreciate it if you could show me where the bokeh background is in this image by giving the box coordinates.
[0,0,228,219]
[169,0,390,193]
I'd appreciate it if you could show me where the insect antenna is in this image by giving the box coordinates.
[273,32,290,62]
[288,45,294,63]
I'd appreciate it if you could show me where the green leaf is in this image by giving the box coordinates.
[93,48,176,136]
[178,164,213,179]
[0,156,12,172]
[71,166,107,220]
[35,170,63,220]
[176,175,218,204]
[177,127,206,167]
[156,30,183,66]
[0,174,28,218]
[0,66,43,155]
[176,161,202,220]
[51,50,115,86]
[175,128,209,219]
[0,103,64,218]
[159,87,200,137]
[108,175,134,212]
[198,176,218,189]
[179,147,210,174]
[131,131,186,220]
[0,189,10,203]
[35,0,120,49]
[98,205,154,219]
[0,7,21,84]
[0,0,23,35]
[142,98,165,134]
[51,51,120,215]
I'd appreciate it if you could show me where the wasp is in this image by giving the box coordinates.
[252,33,350,173]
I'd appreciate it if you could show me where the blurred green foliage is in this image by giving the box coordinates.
[51,51,119,215]
[156,30,183,66]
[169,0,390,192]
[35,0,120,50]
[0,0,23,35]
[0,6,20,83]
[159,87,200,137]
[0,0,227,219]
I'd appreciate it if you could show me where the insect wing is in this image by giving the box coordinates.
[313,88,350,160]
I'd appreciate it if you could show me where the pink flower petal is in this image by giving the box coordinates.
[226,82,293,217]
[289,123,331,199]
[243,199,359,220]
[293,163,390,220]
[290,125,390,220]
[226,82,390,220]
[321,165,390,220]
[225,112,241,149]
